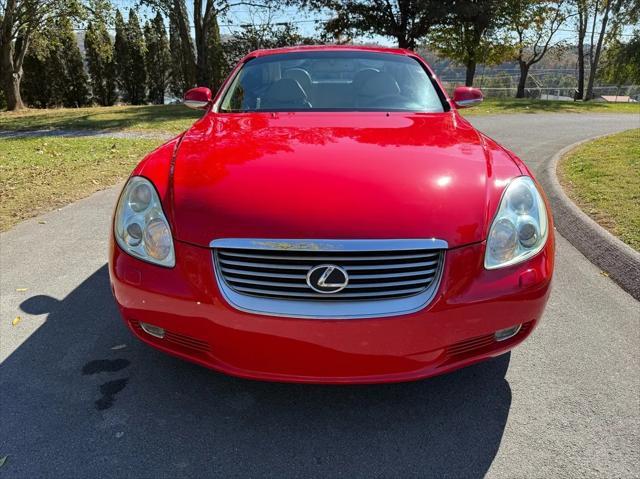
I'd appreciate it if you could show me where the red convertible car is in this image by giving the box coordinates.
[109,46,554,383]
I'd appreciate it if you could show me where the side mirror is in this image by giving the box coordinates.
[184,87,212,110]
[452,87,483,108]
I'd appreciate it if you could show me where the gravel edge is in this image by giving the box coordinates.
[540,133,640,300]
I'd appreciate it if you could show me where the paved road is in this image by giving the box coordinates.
[1,113,639,478]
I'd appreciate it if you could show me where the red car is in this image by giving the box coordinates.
[109,46,554,384]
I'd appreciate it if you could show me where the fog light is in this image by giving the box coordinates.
[494,324,522,342]
[140,322,165,339]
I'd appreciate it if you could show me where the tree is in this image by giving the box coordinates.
[599,30,640,85]
[85,18,116,105]
[126,9,147,104]
[58,17,90,106]
[204,13,224,90]
[21,16,89,107]
[224,20,311,70]
[504,0,569,98]
[144,12,170,104]
[583,0,629,100]
[113,9,129,100]
[168,7,196,97]
[427,0,511,86]
[294,0,450,49]
[570,0,636,100]
[114,9,147,104]
[573,0,588,99]
[192,0,222,87]
[144,0,258,94]
[1,0,82,110]
[21,32,58,107]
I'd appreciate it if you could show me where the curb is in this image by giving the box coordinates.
[539,133,640,301]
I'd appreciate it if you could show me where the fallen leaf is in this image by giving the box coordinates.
[15,288,28,292]
[0,455,7,467]
[38,221,46,225]
[111,344,127,350]
[12,316,21,326]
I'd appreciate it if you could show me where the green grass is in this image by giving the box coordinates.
[462,98,640,116]
[0,104,203,134]
[0,136,162,231]
[558,129,640,251]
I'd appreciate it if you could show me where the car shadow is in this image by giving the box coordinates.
[1,265,512,478]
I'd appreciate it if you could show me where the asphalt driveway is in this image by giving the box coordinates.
[1,113,639,478]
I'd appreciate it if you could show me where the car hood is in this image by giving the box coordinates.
[169,112,521,248]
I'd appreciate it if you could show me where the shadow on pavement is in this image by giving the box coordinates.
[1,265,512,478]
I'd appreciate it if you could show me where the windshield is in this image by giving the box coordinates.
[219,51,446,113]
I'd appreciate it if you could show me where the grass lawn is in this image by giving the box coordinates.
[558,129,640,251]
[0,104,203,134]
[463,98,640,116]
[0,136,162,231]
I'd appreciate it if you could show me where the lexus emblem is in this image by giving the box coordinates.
[306,264,349,294]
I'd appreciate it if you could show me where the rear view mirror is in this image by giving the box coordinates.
[452,87,483,108]
[184,87,212,110]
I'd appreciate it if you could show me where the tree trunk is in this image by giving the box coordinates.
[1,28,27,110]
[576,41,585,100]
[1,0,26,110]
[193,0,206,86]
[516,61,529,98]
[576,2,587,100]
[195,31,209,86]
[397,35,411,49]
[584,54,600,100]
[465,24,483,87]
[465,59,476,87]
[3,71,26,110]
[585,0,613,101]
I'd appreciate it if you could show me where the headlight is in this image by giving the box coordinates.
[485,176,548,269]
[114,176,175,267]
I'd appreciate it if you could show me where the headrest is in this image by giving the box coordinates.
[352,68,379,91]
[359,72,400,98]
[240,68,263,91]
[264,78,307,103]
[283,68,312,92]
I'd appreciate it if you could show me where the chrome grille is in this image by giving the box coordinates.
[211,239,446,319]
[216,249,441,300]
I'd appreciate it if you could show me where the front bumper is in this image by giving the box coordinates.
[109,237,554,384]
